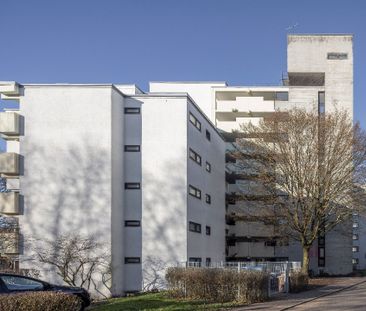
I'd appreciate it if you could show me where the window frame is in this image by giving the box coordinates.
[124,107,141,114]
[125,183,141,190]
[125,220,141,227]
[206,162,211,173]
[124,257,141,264]
[189,221,201,233]
[327,52,348,60]
[205,194,211,204]
[189,148,202,166]
[206,225,211,236]
[189,185,201,199]
[124,145,141,152]
[205,130,211,141]
[189,113,201,131]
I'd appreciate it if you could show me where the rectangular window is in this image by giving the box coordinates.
[353,246,359,253]
[205,194,211,204]
[353,222,359,228]
[318,92,325,115]
[189,221,201,233]
[189,148,201,165]
[319,247,325,258]
[124,107,140,114]
[352,258,359,265]
[124,145,140,152]
[318,258,325,267]
[125,220,141,227]
[353,234,359,240]
[189,185,201,199]
[206,258,211,267]
[275,92,289,101]
[206,162,211,172]
[125,257,141,264]
[205,130,211,141]
[265,240,276,247]
[206,226,211,235]
[189,113,201,131]
[327,53,348,60]
[125,183,141,189]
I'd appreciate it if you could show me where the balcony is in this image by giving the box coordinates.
[0,112,20,136]
[0,153,20,176]
[0,192,20,215]
[0,229,19,254]
[0,81,20,100]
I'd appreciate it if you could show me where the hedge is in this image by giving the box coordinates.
[0,291,82,311]
[289,271,309,293]
[165,267,269,303]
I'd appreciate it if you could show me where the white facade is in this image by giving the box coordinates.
[0,84,225,296]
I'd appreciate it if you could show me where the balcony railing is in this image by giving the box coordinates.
[0,153,20,176]
[0,192,20,215]
[0,112,20,136]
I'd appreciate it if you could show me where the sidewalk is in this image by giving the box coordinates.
[232,277,366,311]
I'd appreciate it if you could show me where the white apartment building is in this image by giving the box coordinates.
[0,83,226,296]
[0,34,355,296]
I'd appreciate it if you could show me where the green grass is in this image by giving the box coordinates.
[89,292,244,311]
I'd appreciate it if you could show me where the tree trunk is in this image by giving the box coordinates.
[302,246,310,275]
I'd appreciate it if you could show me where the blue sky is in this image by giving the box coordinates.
[0,0,365,127]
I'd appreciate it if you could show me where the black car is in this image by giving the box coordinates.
[0,273,91,309]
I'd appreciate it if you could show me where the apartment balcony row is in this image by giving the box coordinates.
[0,153,20,176]
[0,229,20,254]
[0,112,20,139]
[0,192,20,215]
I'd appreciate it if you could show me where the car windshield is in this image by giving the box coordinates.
[1,275,44,291]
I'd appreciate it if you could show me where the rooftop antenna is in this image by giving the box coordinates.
[286,23,299,32]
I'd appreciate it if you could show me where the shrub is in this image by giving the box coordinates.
[0,291,82,311]
[166,267,269,303]
[289,271,309,293]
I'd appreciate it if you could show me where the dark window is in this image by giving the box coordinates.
[206,258,211,267]
[318,258,325,267]
[125,257,141,264]
[318,92,325,115]
[206,162,211,173]
[124,107,140,114]
[125,220,141,227]
[205,130,211,141]
[352,246,359,253]
[1,275,44,291]
[125,183,140,190]
[189,185,201,199]
[327,53,348,60]
[124,145,140,152]
[189,221,201,233]
[353,234,359,240]
[189,113,201,131]
[206,226,211,235]
[205,194,211,204]
[189,148,202,165]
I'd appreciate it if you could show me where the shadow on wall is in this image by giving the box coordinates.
[19,138,111,295]
[140,160,187,291]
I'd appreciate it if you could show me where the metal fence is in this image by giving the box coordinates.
[179,261,302,296]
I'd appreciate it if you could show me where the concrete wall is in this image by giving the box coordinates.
[19,85,114,296]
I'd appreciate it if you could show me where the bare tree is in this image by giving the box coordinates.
[36,233,111,296]
[230,108,366,274]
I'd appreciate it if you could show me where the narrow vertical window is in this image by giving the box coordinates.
[206,162,211,173]
[318,92,325,115]
[205,130,211,141]
[205,194,211,204]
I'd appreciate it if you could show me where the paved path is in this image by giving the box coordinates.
[290,281,366,311]
[233,277,366,311]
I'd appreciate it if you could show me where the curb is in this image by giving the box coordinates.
[280,278,366,310]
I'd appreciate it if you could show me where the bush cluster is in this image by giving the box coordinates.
[165,267,269,303]
[0,291,82,311]
[289,271,309,293]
